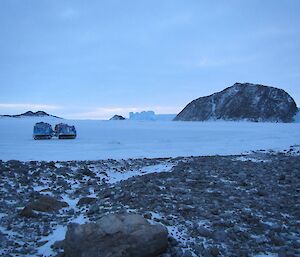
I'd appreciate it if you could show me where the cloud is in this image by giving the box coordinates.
[178,55,257,69]
[0,103,61,111]
[177,57,227,69]
[0,103,180,120]
[71,107,139,120]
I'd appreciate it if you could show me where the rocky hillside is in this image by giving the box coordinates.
[174,83,298,122]
[0,111,62,119]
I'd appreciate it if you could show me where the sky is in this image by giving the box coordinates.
[0,0,299,119]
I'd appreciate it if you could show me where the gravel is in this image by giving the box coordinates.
[0,149,299,257]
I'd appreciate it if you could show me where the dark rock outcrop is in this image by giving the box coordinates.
[110,115,126,120]
[174,83,298,122]
[63,213,168,257]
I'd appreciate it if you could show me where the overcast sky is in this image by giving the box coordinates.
[0,0,299,119]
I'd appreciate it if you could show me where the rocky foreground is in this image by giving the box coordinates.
[0,148,300,257]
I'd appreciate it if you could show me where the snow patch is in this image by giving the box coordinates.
[106,163,174,184]
[37,225,67,257]
[168,225,188,244]
[37,214,88,257]
[293,110,300,123]
[0,213,7,219]
[235,156,270,163]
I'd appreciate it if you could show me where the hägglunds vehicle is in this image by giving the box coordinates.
[33,122,53,140]
[54,123,77,139]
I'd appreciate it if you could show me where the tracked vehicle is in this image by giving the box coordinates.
[33,122,53,140]
[54,123,77,139]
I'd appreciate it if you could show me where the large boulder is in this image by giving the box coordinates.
[63,213,168,257]
[20,195,69,216]
[174,82,298,122]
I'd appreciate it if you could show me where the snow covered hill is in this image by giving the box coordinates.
[0,117,299,161]
[0,110,62,119]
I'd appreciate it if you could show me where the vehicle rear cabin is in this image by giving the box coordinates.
[33,122,53,140]
[54,123,77,139]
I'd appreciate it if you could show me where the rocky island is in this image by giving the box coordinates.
[174,83,298,122]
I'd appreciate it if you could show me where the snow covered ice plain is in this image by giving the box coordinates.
[0,117,300,161]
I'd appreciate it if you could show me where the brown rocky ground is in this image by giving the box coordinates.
[0,148,299,257]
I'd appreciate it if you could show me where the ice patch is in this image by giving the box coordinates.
[33,185,49,192]
[37,213,88,257]
[149,211,163,220]
[293,110,300,123]
[106,163,174,184]
[37,225,67,257]
[168,225,188,244]
[62,195,79,210]
[0,213,7,219]
[235,156,270,163]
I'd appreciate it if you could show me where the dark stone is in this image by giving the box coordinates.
[19,206,38,218]
[210,246,220,257]
[77,197,97,207]
[80,168,95,177]
[27,195,69,213]
[87,204,99,215]
[143,212,152,220]
[197,226,213,238]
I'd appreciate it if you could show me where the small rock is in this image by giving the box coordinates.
[87,204,99,215]
[19,206,38,218]
[197,226,213,238]
[143,212,152,220]
[210,246,220,257]
[76,197,97,207]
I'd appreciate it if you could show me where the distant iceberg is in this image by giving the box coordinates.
[129,111,176,121]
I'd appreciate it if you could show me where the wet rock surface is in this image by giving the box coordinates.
[0,147,299,256]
